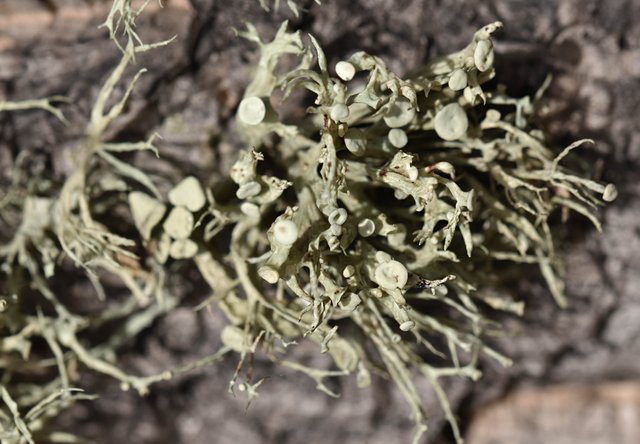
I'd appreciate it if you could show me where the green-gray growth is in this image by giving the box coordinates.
[0,1,616,443]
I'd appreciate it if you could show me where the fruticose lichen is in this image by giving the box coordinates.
[0,2,616,443]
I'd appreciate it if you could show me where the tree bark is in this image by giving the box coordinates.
[1,0,638,442]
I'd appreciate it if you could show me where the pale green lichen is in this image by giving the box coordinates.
[0,2,617,444]
[212,19,615,442]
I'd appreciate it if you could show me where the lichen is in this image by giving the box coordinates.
[0,2,617,443]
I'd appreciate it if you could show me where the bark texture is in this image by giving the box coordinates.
[1,0,639,442]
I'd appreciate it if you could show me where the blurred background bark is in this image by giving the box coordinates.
[1,0,639,442]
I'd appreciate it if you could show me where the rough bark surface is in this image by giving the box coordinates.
[1,0,639,443]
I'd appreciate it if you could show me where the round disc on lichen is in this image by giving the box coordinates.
[129,192,166,240]
[236,181,261,199]
[343,265,356,278]
[273,219,298,246]
[358,218,376,237]
[374,260,409,290]
[434,103,469,141]
[240,202,260,218]
[399,321,415,331]
[388,128,408,148]
[169,238,198,259]
[448,69,468,91]
[238,96,267,125]
[383,98,415,128]
[168,176,206,212]
[603,184,618,202]
[335,61,356,81]
[330,103,349,122]
[344,129,367,155]
[163,206,194,239]
[258,265,280,284]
